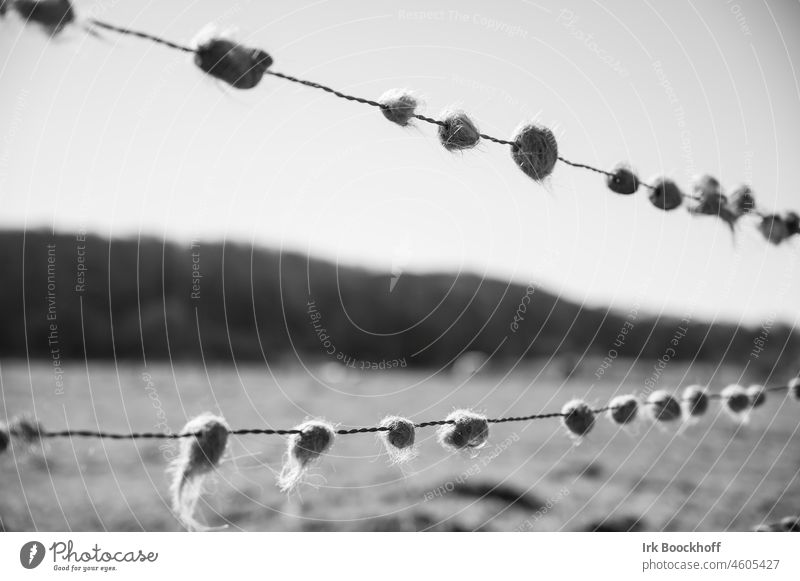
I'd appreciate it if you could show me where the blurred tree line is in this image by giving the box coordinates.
[0,229,796,373]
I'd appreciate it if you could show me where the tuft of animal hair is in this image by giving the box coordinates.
[379,416,416,464]
[12,0,74,35]
[606,164,639,195]
[728,184,756,216]
[511,123,558,182]
[648,178,684,211]
[8,414,44,446]
[0,422,9,454]
[194,32,272,89]
[278,419,335,493]
[561,399,595,439]
[646,390,682,422]
[607,395,638,425]
[681,385,709,418]
[788,377,800,401]
[170,413,229,532]
[780,516,800,531]
[746,384,767,409]
[721,384,750,421]
[689,175,738,234]
[438,110,480,151]
[379,89,418,127]
[758,214,790,245]
[437,409,489,453]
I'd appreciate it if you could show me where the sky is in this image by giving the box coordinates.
[1,0,799,326]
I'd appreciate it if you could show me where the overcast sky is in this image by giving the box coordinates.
[1,0,799,326]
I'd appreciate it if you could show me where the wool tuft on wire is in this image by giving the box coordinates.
[10,0,74,35]
[561,399,595,438]
[789,377,800,401]
[0,422,10,454]
[8,414,44,447]
[511,124,559,182]
[379,415,416,464]
[688,174,739,234]
[721,384,750,421]
[647,390,682,423]
[437,409,489,452]
[648,178,684,211]
[607,394,639,425]
[170,413,229,532]
[378,89,419,127]
[746,384,767,409]
[606,164,640,195]
[278,419,335,492]
[194,30,273,89]
[438,110,481,151]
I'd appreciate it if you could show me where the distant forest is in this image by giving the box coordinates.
[0,229,796,372]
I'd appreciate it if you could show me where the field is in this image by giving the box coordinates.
[1,358,798,532]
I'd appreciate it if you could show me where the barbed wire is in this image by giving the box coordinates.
[3,3,799,243]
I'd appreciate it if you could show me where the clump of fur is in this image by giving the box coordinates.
[681,385,709,419]
[278,420,335,493]
[12,0,75,35]
[438,110,480,151]
[758,214,790,245]
[0,422,10,454]
[379,89,418,126]
[606,164,639,195]
[746,384,767,409]
[511,123,558,182]
[194,29,272,89]
[561,399,595,438]
[647,390,682,422]
[8,414,44,447]
[607,395,638,425]
[689,175,738,234]
[721,384,750,422]
[648,178,684,211]
[379,416,416,464]
[437,410,489,453]
[170,413,229,532]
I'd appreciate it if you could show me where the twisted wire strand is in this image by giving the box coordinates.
[22,384,790,441]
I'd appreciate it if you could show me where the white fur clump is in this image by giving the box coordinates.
[12,0,75,35]
[607,395,639,426]
[746,384,767,409]
[721,384,750,422]
[0,422,10,455]
[511,123,558,182]
[646,390,682,423]
[8,414,44,447]
[379,416,417,464]
[170,413,229,532]
[561,399,595,440]
[379,89,418,126]
[437,409,489,453]
[681,385,709,420]
[278,420,335,493]
[790,377,800,401]
[192,25,272,89]
[438,110,480,151]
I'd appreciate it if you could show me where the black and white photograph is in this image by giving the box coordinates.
[1,0,799,577]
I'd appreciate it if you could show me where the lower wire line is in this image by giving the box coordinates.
[28,385,790,441]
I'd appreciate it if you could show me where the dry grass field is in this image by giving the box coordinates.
[1,358,798,532]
